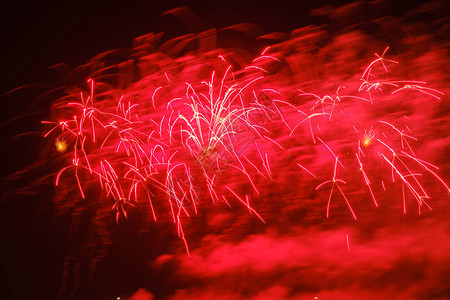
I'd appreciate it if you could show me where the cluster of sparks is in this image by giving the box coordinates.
[44,47,449,253]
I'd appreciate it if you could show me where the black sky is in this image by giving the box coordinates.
[1,1,445,299]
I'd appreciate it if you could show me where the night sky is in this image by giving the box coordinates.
[1,1,449,299]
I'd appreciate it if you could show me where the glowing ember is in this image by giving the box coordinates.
[55,139,68,152]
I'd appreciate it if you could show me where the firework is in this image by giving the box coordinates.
[43,38,449,257]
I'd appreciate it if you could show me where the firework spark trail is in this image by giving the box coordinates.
[277,47,449,220]
[44,45,449,252]
[315,138,356,220]
[44,55,286,251]
[356,152,378,207]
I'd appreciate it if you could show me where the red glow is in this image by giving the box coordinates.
[28,3,450,298]
[44,29,449,249]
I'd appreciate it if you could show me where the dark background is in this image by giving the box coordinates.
[1,0,446,299]
[0,0,429,95]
